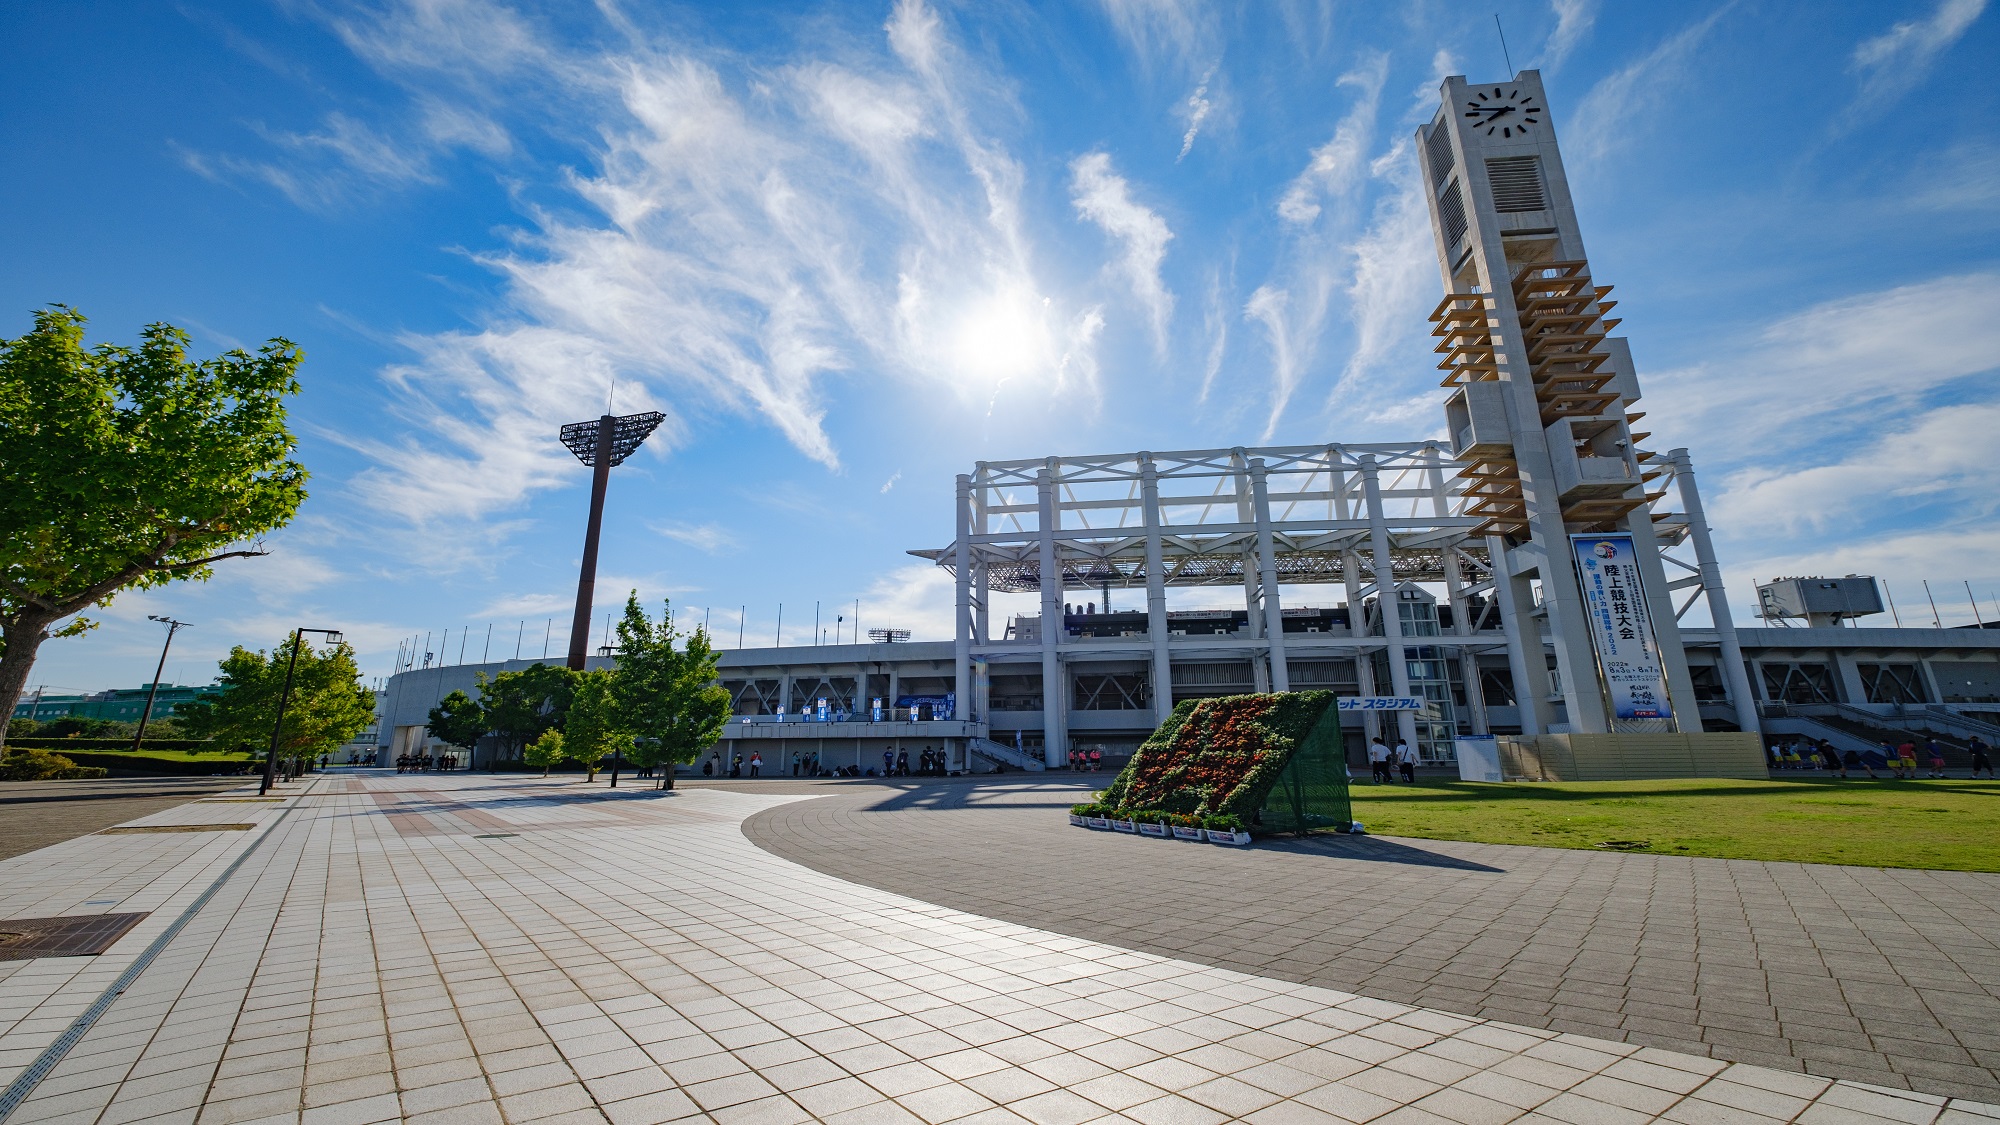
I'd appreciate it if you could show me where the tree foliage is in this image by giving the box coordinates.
[426,690,486,759]
[610,593,729,788]
[562,670,628,781]
[0,307,309,746]
[524,730,565,777]
[475,663,575,759]
[177,636,374,760]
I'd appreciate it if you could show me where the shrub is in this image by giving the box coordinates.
[1201,812,1245,833]
[0,747,109,781]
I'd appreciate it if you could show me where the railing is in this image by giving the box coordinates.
[1762,701,2000,744]
[967,737,1046,772]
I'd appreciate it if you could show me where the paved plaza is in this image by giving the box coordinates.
[0,773,1993,1125]
[744,778,2000,1102]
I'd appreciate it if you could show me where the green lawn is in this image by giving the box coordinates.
[1347,777,2000,872]
[67,748,255,765]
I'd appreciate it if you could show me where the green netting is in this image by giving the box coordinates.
[1256,701,1353,834]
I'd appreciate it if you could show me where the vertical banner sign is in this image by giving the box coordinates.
[871,696,882,723]
[1570,534,1674,721]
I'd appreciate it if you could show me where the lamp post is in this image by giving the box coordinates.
[133,616,190,752]
[262,627,344,795]
[558,411,665,670]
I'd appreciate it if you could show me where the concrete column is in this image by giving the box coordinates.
[1668,449,1760,735]
[1361,456,1418,748]
[1140,457,1174,726]
[954,474,974,727]
[1343,550,1376,740]
[1831,650,1869,706]
[1249,459,1290,691]
[1487,537,1546,736]
[1037,468,1067,767]
[973,464,991,646]
[1428,448,1487,735]
[778,674,791,720]
[887,666,899,723]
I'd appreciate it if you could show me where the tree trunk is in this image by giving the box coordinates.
[0,610,60,751]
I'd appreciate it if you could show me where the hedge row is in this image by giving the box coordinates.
[54,751,258,776]
[5,737,228,754]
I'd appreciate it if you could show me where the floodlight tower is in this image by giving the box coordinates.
[559,411,665,671]
[1416,70,1735,736]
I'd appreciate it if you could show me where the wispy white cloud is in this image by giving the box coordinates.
[318,0,1092,535]
[1095,0,1214,74]
[880,470,902,493]
[1541,0,1600,69]
[1275,54,1386,226]
[1331,139,1436,413]
[1851,0,1987,105]
[1070,152,1175,355]
[651,521,739,553]
[1566,4,1731,165]
[1644,272,2000,450]
[1177,66,1216,160]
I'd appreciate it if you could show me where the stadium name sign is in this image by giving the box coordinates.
[1336,696,1428,712]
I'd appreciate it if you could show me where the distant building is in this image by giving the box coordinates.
[11,683,224,724]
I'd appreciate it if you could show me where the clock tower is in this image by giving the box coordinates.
[1417,70,1716,736]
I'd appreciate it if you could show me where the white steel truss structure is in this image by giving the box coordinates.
[916,443,1531,765]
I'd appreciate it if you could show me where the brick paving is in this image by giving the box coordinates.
[737,776,2000,1102]
[0,777,252,862]
[0,772,1991,1125]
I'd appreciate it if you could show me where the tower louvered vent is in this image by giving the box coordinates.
[1425,121,1455,191]
[1438,181,1468,248]
[1485,156,1547,213]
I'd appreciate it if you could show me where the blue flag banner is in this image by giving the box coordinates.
[1570,533,1674,721]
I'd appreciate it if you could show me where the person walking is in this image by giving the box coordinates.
[1895,740,1918,779]
[883,749,895,777]
[1818,740,1845,777]
[1864,743,1891,778]
[1368,737,1391,784]
[1925,738,1947,779]
[1969,736,1994,778]
[1396,739,1418,784]
[749,751,763,778]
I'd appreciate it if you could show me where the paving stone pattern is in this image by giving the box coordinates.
[738,777,2000,1102]
[0,773,1993,1125]
[0,777,252,861]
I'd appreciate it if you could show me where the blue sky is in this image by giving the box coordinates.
[6,0,1998,695]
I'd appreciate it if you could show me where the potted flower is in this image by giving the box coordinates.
[1076,802,1112,829]
[1169,812,1204,842]
[1111,811,1138,833]
[1136,810,1169,837]
[1068,802,1091,827]
[1202,813,1251,846]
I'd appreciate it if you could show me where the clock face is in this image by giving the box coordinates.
[1463,87,1541,139]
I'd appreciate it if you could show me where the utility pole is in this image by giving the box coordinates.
[133,616,190,751]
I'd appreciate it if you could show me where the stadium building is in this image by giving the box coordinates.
[374,69,2000,775]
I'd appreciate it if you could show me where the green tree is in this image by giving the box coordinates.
[524,730,565,777]
[177,636,374,763]
[426,690,487,766]
[610,593,730,789]
[0,308,308,748]
[563,670,627,782]
[475,663,575,761]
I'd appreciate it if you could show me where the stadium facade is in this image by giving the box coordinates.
[373,69,2000,773]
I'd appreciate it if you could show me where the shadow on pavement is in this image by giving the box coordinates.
[1259,832,1506,872]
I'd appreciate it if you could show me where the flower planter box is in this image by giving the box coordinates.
[1138,821,1168,837]
[1204,828,1252,846]
[1112,819,1138,833]
[1084,816,1111,829]
[1068,814,1084,827]
[1171,825,1204,841]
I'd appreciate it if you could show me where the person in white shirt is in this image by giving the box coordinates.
[1367,738,1392,784]
[1395,739,1417,783]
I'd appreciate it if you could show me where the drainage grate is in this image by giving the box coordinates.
[200,798,284,803]
[0,913,149,961]
[100,824,254,834]
[472,833,518,839]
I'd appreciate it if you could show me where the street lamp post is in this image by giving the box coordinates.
[262,627,344,796]
[133,616,190,752]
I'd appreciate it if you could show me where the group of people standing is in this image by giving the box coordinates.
[699,747,948,778]
[1065,749,1105,771]
[1765,736,1994,779]
[1367,736,1421,784]
[395,752,462,773]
